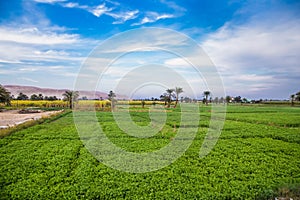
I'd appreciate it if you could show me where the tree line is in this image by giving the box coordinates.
[1,84,300,108]
[0,85,79,109]
[12,93,60,101]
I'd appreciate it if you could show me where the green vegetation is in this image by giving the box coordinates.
[0,84,11,106]
[0,105,299,199]
[290,91,300,106]
[107,90,116,110]
[16,92,29,100]
[173,87,183,108]
[159,87,183,108]
[203,91,211,105]
[63,90,79,109]
[165,88,175,108]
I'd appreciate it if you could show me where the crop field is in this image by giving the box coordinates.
[0,105,300,199]
[9,100,167,109]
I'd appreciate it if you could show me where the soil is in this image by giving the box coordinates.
[0,110,63,128]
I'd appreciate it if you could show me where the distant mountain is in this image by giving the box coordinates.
[4,85,111,100]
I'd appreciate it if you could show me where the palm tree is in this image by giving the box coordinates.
[166,88,175,108]
[174,87,183,108]
[63,90,79,109]
[0,85,11,106]
[160,93,168,106]
[203,91,211,105]
[108,91,116,110]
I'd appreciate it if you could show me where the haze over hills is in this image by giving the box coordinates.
[4,85,110,100]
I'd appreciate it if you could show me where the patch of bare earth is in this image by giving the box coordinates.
[0,110,63,129]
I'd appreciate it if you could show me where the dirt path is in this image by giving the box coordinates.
[0,110,64,128]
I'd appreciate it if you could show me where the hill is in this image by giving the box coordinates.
[4,85,109,100]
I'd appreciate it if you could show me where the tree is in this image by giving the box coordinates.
[38,93,43,100]
[219,97,224,104]
[44,96,58,101]
[49,96,58,101]
[180,96,184,103]
[166,88,175,108]
[214,97,219,104]
[184,96,192,103]
[30,94,39,100]
[160,93,168,105]
[80,96,88,100]
[203,91,210,105]
[141,100,145,108]
[290,94,295,106]
[63,90,79,109]
[0,85,11,106]
[225,96,231,104]
[17,92,28,100]
[108,91,116,110]
[173,87,183,108]
[242,98,249,103]
[296,91,300,101]
[234,96,242,103]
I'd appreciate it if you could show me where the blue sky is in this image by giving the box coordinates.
[0,0,299,99]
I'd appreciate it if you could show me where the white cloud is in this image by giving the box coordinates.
[105,0,120,6]
[0,20,96,64]
[233,74,273,82]
[34,0,175,26]
[37,1,112,18]
[156,14,174,20]
[0,27,79,45]
[0,59,23,64]
[130,1,184,26]
[61,2,111,18]
[0,1,100,88]
[164,57,189,67]
[60,2,138,24]
[62,2,87,9]
[201,12,300,98]
[34,0,66,3]
[159,0,186,14]
[109,10,139,24]
[90,4,113,17]
[202,18,300,72]
[19,77,39,83]
[132,12,174,26]
[0,42,32,64]
[0,68,17,75]
[35,50,69,56]
[0,24,94,87]
[94,29,189,54]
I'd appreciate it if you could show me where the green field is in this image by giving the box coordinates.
[0,105,300,199]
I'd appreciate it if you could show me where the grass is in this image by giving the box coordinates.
[0,104,299,199]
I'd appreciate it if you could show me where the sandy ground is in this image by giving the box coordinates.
[0,110,63,128]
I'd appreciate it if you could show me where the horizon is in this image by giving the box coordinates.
[3,84,293,101]
[0,0,300,100]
